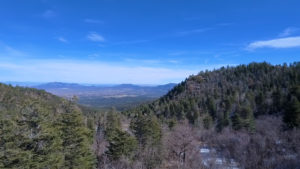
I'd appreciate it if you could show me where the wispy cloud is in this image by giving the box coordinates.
[42,10,56,18]
[279,27,298,37]
[84,18,103,24]
[247,36,300,50]
[87,32,105,42]
[57,37,68,43]
[216,22,234,26]
[175,22,233,37]
[176,28,212,36]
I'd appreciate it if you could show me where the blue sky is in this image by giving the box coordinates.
[0,0,300,84]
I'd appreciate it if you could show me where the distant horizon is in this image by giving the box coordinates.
[1,81,178,87]
[2,61,298,86]
[2,61,299,85]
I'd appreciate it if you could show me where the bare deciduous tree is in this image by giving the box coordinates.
[163,121,202,168]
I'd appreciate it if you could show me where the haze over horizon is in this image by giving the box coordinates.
[0,0,300,84]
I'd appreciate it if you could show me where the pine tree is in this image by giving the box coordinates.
[130,113,161,146]
[203,114,213,129]
[58,102,96,169]
[207,97,217,120]
[106,129,137,160]
[104,110,137,160]
[231,113,242,130]
[0,104,64,169]
[284,96,300,128]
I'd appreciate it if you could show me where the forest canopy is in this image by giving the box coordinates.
[0,84,96,169]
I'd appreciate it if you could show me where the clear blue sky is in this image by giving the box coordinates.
[0,0,300,84]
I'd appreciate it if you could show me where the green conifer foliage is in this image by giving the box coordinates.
[127,62,300,131]
[104,111,137,160]
[130,113,162,146]
[106,129,137,160]
[284,86,300,128]
[0,84,96,169]
[58,103,96,169]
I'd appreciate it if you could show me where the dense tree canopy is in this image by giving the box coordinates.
[126,62,300,130]
[0,84,96,169]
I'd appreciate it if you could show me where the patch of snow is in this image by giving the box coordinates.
[200,148,210,153]
[215,158,224,164]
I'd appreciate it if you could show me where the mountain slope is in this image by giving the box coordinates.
[127,62,300,130]
[0,83,95,168]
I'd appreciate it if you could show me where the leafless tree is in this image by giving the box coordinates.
[163,121,205,169]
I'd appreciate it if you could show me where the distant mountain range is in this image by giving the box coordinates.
[34,82,177,98]
[3,82,177,110]
[4,81,43,87]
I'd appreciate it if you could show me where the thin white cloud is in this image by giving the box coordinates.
[279,27,298,37]
[175,22,231,37]
[176,28,212,36]
[247,36,300,50]
[216,22,234,26]
[0,59,199,84]
[87,32,105,42]
[57,37,68,43]
[84,18,103,24]
[42,10,56,18]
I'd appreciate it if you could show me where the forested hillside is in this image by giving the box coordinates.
[127,62,300,130]
[113,62,300,169]
[0,84,95,168]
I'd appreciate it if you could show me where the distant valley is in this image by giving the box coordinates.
[5,82,176,110]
